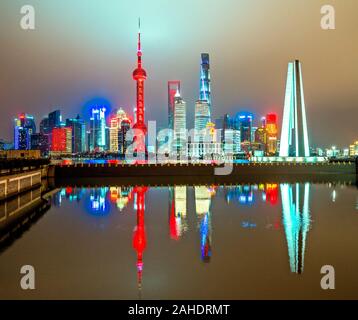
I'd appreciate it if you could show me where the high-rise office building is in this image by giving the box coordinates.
[51,127,72,153]
[192,100,211,159]
[173,91,186,154]
[280,60,310,157]
[266,113,278,155]
[119,119,131,155]
[66,115,86,153]
[14,113,36,150]
[238,113,253,144]
[194,100,211,135]
[30,133,50,155]
[168,81,181,130]
[199,53,212,116]
[223,114,241,155]
[109,118,119,153]
[48,110,62,130]
[40,117,50,135]
[109,108,129,153]
[255,127,267,146]
[89,107,107,152]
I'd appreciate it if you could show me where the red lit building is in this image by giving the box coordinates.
[265,113,278,155]
[51,127,72,153]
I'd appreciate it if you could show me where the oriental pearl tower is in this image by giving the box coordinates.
[132,18,147,155]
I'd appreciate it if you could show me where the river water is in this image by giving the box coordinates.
[0,181,358,299]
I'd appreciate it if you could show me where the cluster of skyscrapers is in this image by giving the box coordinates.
[167,53,279,160]
[2,21,356,160]
[11,107,133,156]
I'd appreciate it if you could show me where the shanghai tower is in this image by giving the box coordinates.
[279,60,310,157]
[199,53,212,117]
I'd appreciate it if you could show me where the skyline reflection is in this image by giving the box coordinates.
[51,182,322,281]
[1,180,357,299]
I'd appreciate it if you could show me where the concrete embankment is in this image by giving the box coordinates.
[53,161,356,177]
[53,161,357,186]
[0,159,50,201]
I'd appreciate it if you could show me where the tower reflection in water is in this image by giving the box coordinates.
[195,186,215,262]
[168,186,188,240]
[280,183,311,274]
[132,187,148,295]
[54,182,313,293]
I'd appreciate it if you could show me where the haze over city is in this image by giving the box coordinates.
[0,0,357,147]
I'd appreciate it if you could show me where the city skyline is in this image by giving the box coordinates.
[0,0,357,148]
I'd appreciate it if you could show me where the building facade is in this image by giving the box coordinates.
[109,108,129,153]
[14,113,36,150]
[89,107,107,152]
[173,91,187,156]
[265,113,278,155]
[51,127,72,153]
[168,81,181,131]
[66,115,86,153]
[199,53,212,115]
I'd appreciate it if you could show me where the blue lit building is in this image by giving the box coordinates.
[199,53,212,116]
[237,112,253,143]
[89,107,107,152]
[14,113,36,150]
[48,110,62,130]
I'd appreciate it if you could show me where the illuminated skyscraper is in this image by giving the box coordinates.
[89,107,107,152]
[265,113,278,155]
[199,53,212,116]
[223,114,241,155]
[238,113,253,143]
[192,100,211,159]
[119,119,131,155]
[14,113,36,150]
[109,108,129,152]
[48,110,62,129]
[168,81,181,130]
[51,127,72,153]
[173,90,187,154]
[66,115,86,153]
[279,60,310,157]
[194,100,211,134]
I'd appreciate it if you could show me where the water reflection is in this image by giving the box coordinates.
[132,187,148,296]
[195,186,215,262]
[169,186,188,240]
[281,183,311,274]
[17,181,354,297]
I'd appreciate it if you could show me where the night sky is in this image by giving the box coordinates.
[0,0,357,147]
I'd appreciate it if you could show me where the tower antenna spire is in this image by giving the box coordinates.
[137,17,141,54]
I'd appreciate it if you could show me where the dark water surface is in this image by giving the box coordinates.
[0,182,358,299]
